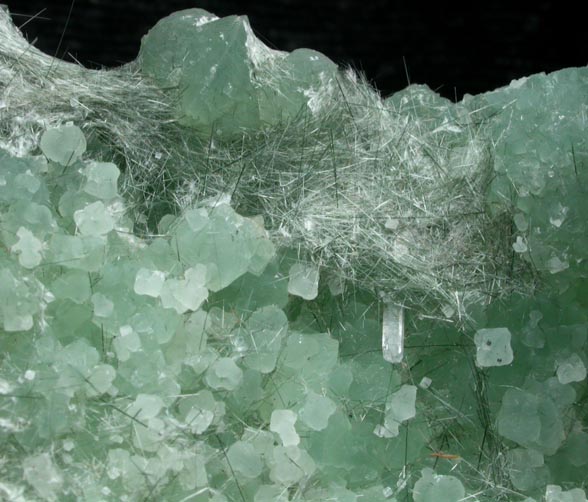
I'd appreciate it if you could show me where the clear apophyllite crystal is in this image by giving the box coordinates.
[506,448,546,492]
[497,386,565,455]
[178,390,218,434]
[85,364,116,396]
[382,302,404,363]
[254,485,290,502]
[90,292,114,317]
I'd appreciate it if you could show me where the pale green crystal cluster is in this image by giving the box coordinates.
[0,6,587,502]
[139,8,338,138]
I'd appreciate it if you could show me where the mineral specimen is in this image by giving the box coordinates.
[0,4,586,502]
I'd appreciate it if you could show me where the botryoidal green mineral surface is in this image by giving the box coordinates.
[0,6,587,502]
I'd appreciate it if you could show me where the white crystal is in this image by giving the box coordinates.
[270,409,299,446]
[288,263,319,300]
[74,201,114,236]
[545,485,587,502]
[205,357,243,391]
[413,468,465,502]
[134,268,166,297]
[376,385,417,438]
[512,235,528,253]
[556,354,587,384]
[474,328,514,367]
[419,377,432,389]
[11,227,43,268]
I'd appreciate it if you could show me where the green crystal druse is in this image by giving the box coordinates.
[139,8,338,137]
[0,5,587,502]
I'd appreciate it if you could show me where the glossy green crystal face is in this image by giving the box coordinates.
[1,5,588,502]
[139,8,338,137]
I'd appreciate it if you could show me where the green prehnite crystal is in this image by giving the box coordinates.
[83,161,120,200]
[236,305,288,373]
[506,448,547,491]
[374,384,417,438]
[299,391,337,431]
[159,265,208,314]
[270,409,299,446]
[254,484,290,502]
[556,353,587,384]
[51,270,91,303]
[268,445,316,486]
[171,204,275,291]
[561,431,588,467]
[287,262,320,300]
[73,200,115,236]
[39,124,86,166]
[22,453,63,500]
[474,327,514,367]
[11,226,43,268]
[139,8,338,137]
[545,485,587,502]
[226,440,264,478]
[413,468,465,502]
[205,356,243,390]
[133,267,166,297]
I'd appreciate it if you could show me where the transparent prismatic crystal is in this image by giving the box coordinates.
[382,302,404,363]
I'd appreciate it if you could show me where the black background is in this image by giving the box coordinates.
[5,1,587,100]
